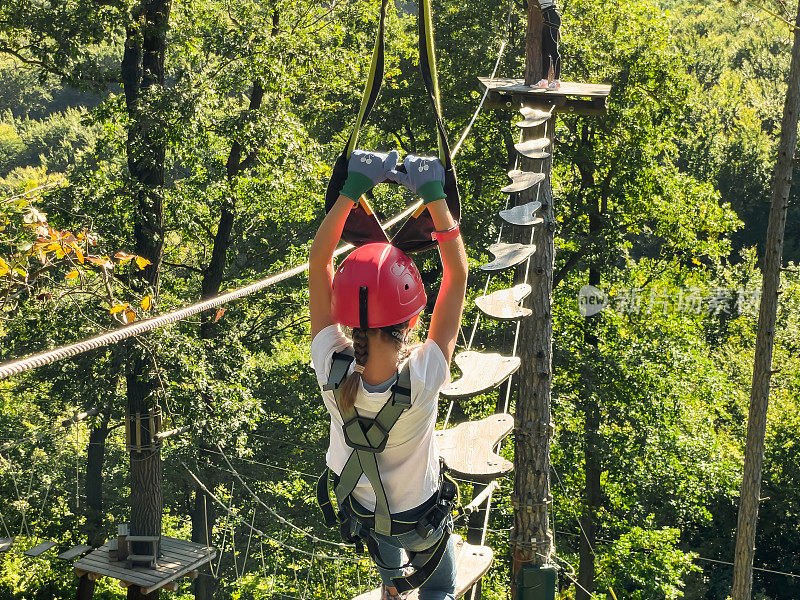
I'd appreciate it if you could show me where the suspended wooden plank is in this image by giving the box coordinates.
[0,538,13,553]
[441,351,521,399]
[481,243,536,273]
[516,107,553,128]
[58,545,93,561]
[352,535,493,600]
[515,138,551,159]
[73,535,215,595]
[475,284,532,321]
[501,170,545,194]
[479,77,612,116]
[499,201,543,227]
[437,414,514,481]
[25,541,56,557]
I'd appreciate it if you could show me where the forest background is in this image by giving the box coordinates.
[0,0,798,599]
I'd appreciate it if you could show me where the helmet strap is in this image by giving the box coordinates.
[359,287,369,330]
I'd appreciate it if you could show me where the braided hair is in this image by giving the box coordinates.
[338,321,410,411]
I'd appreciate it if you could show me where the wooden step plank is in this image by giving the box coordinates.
[499,201,543,227]
[475,284,532,321]
[516,107,553,128]
[58,545,93,561]
[437,414,514,481]
[501,170,545,194]
[515,138,551,159]
[126,536,160,543]
[25,541,56,557]
[441,351,521,399]
[481,243,536,273]
[352,535,493,600]
[0,538,14,553]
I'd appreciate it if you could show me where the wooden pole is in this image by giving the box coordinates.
[512,2,555,596]
[731,1,800,597]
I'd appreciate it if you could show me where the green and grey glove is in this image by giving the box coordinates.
[386,155,447,205]
[340,149,401,202]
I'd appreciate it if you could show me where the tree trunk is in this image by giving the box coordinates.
[120,1,172,599]
[577,141,601,600]
[525,3,543,86]
[512,108,555,587]
[731,2,800,597]
[76,412,111,600]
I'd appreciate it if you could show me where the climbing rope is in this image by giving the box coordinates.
[0,204,421,382]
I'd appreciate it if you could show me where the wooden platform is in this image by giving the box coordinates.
[0,538,13,553]
[517,107,553,128]
[515,138,551,159]
[73,535,215,595]
[441,351,521,399]
[479,77,611,114]
[499,201,543,227]
[501,170,545,194]
[481,243,537,272]
[475,284,532,321]
[437,414,514,481]
[352,535,493,600]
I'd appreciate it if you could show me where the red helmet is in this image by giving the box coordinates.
[331,243,427,329]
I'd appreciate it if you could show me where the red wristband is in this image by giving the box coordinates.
[432,223,461,243]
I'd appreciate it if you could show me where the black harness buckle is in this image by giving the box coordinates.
[342,416,389,453]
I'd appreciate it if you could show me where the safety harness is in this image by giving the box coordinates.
[316,348,458,593]
[325,0,461,254]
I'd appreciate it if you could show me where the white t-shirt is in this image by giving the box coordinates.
[310,324,449,513]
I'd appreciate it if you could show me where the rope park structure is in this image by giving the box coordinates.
[0,1,617,598]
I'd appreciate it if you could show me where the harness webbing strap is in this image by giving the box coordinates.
[325,0,460,254]
[346,0,391,158]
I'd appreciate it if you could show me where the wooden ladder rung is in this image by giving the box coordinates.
[501,170,545,194]
[0,538,13,553]
[126,536,160,543]
[481,243,536,273]
[441,351,520,399]
[475,284,532,321]
[499,201,543,227]
[437,414,514,481]
[126,554,156,564]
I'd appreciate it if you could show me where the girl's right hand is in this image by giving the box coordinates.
[387,155,447,205]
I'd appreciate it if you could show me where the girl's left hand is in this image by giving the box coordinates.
[340,149,401,202]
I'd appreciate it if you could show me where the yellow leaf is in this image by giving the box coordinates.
[691,257,701,266]
[140,295,152,311]
[135,256,152,270]
[123,308,137,324]
[65,270,80,280]
[71,244,85,264]
[110,303,129,315]
[0,258,9,277]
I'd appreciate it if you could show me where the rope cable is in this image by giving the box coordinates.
[0,203,421,382]
[214,443,353,549]
[185,464,360,563]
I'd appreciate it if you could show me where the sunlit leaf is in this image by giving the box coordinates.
[135,256,152,270]
[71,244,85,264]
[0,258,9,277]
[65,270,80,280]
[115,252,135,262]
[141,295,153,311]
[123,308,137,324]
[214,308,226,323]
[110,303,129,315]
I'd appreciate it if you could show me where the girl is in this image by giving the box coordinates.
[534,0,562,91]
[309,149,468,600]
